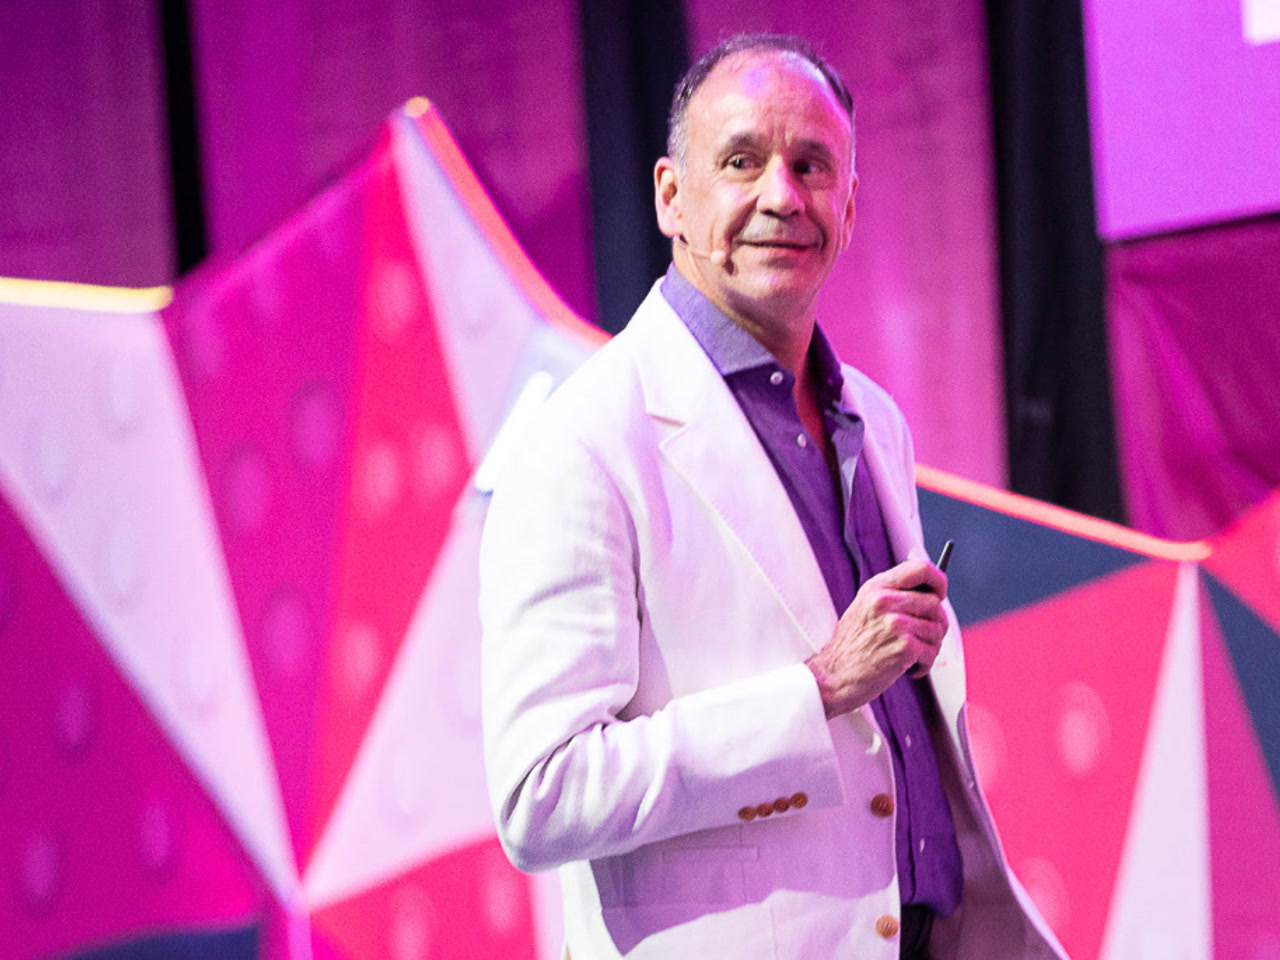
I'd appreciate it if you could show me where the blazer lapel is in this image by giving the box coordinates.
[842,368,970,761]
[625,287,837,656]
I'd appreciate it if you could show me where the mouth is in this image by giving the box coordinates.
[739,238,817,251]
[738,239,818,257]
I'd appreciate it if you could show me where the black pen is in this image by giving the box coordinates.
[912,539,954,593]
[936,539,954,574]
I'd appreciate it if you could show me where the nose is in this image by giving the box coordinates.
[757,160,803,216]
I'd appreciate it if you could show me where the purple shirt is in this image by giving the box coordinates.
[661,266,963,917]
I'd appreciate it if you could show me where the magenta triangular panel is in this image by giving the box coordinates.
[1201,595,1280,954]
[0,495,263,960]
[159,157,375,859]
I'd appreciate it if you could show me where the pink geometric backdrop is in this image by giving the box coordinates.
[919,472,1280,960]
[0,102,602,960]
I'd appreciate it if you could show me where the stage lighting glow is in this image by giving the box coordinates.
[1244,0,1280,44]
[0,277,172,313]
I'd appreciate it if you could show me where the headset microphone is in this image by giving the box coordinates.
[676,235,728,267]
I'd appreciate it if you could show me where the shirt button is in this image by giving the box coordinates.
[773,796,791,813]
[738,806,757,822]
[790,792,808,808]
[876,915,900,939]
[919,838,928,853]
[769,370,785,386]
[796,433,808,448]
[870,793,895,817]
[756,801,775,818]
[904,734,913,748]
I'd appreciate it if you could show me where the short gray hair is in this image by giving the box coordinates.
[667,33,856,173]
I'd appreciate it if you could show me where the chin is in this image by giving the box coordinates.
[726,281,820,324]
[742,271,821,302]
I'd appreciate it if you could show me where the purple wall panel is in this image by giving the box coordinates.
[1083,0,1280,240]
[0,2,174,286]
[188,0,597,323]
[1107,215,1280,541]
[683,0,1008,486]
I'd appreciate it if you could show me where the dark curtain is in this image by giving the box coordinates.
[986,0,1125,523]
[579,0,689,334]
[159,0,208,273]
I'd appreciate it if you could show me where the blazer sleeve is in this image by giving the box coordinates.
[479,408,844,873]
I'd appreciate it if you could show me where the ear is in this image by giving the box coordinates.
[654,157,683,239]
[836,174,858,252]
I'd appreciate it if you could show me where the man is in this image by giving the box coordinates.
[480,33,1069,960]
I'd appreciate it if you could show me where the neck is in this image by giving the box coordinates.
[670,254,816,376]
[741,315,812,377]
[793,354,832,462]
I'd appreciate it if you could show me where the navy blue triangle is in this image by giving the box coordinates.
[1204,573,1280,802]
[918,486,1145,625]
[71,926,257,960]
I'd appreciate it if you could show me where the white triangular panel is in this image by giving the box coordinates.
[0,302,298,901]
[1097,562,1212,960]
[393,112,541,464]
[531,868,566,960]
[304,493,494,908]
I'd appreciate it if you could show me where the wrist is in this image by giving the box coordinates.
[805,655,841,720]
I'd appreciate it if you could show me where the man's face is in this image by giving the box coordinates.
[656,51,857,339]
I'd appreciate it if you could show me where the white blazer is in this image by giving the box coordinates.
[480,285,1069,960]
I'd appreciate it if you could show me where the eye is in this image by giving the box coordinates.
[726,154,758,171]
[793,157,838,186]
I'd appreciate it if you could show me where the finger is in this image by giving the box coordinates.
[908,635,943,676]
[896,608,949,648]
[912,564,947,598]
[877,558,947,598]
[878,590,947,627]
[909,619,947,653]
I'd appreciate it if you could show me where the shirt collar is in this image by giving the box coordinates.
[660,264,847,408]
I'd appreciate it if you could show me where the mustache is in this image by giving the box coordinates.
[736,226,821,246]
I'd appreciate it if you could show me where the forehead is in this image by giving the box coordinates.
[687,50,851,147]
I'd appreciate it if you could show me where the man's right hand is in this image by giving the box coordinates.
[804,558,949,720]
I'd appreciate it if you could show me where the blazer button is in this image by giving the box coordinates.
[876,915,900,939]
[773,796,791,813]
[738,806,757,822]
[870,793,895,817]
[756,801,775,818]
[790,792,808,809]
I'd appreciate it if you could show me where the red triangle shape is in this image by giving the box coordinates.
[309,837,536,960]
[960,560,1176,960]
[306,128,473,867]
